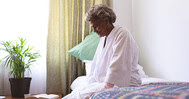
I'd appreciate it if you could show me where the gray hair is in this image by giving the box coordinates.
[85,4,116,23]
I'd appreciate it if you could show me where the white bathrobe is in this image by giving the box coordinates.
[63,26,141,99]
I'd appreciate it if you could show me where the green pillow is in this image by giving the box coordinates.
[68,32,100,60]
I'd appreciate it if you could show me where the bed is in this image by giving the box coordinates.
[89,67,189,99]
[76,61,189,99]
[91,82,189,99]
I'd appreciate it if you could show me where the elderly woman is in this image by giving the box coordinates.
[63,4,141,99]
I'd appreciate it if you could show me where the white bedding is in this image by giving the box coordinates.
[66,61,177,99]
[71,76,174,90]
[71,61,174,90]
[141,77,173,85]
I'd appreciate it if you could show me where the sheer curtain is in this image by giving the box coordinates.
[0,0,49,95]
[47,0,111,96]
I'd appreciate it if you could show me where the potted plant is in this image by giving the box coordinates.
[0,37,40,98]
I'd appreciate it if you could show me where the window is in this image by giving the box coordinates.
[0,0,49,94]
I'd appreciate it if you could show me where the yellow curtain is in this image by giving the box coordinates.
[47,0,111,96]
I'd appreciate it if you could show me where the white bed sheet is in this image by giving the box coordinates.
[70,60,175,90]
[141,77,174,85]
[71,76,175,90]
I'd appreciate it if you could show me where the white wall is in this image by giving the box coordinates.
[132,0,189,81]
[113,0,189,81]
[113,0,132,32]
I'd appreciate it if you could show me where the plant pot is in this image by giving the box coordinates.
[9,77,32,98]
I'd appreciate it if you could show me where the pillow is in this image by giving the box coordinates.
[83,60,92,76]
[137,64,148,78]
[68,32,100,61]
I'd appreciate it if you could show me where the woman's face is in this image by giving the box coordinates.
[90,18,109,37]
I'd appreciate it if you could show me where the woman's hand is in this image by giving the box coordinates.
[102,82,114,90]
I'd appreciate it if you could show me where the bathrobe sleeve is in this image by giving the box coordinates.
[105,31,136,87]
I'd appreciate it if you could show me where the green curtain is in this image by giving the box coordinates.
[47,0,111,96]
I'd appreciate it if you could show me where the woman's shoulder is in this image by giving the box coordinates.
[117,26,130,34]
[114,26,131,38]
